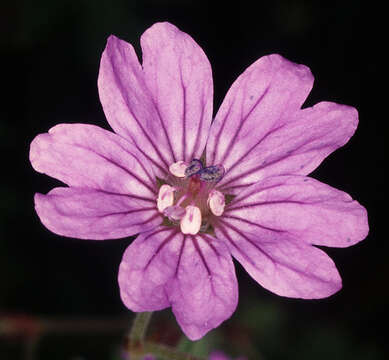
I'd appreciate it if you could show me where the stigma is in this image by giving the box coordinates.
[156,159,226,235]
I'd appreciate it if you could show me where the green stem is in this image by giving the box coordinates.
[129,312,153,348]
[128,312,207,360]
[144,341,207,360]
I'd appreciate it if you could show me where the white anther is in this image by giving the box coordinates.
[169,161,187,178]
[157,184,175,212]
[180,206,202,235]
[207,190,225,216]
[163,205,186,221]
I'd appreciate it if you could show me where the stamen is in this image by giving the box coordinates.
[207,189,225,216]
[163,205,186,221]
[169,161,187,178]
[180,205,202,235]
[157,184,175,212]
[185,159,203,177]
[159,158,227,233]
[199,164,225,182]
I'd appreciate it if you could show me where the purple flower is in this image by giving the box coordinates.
[30,22,368,340]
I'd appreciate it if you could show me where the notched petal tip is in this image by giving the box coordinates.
[105,34,119,45]
[313,101,359,131]
[264,53,314,91]
[102,34,132,61]
[104,33,135,52]
[29,132,50,172]
[347,200,369,246]
[33,191,61,237]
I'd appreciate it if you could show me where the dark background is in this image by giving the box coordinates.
[1,0,385,359]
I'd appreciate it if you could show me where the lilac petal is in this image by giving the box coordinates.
[30,124,156,197]
[118,227,238,340]
[98,23,213,177]
[220,102,358,194]
[141,22,213,162]
[35,187,161,240]
[224,175,368,247]
[207,54,313,170]
[206,54,358,194]
[98,34,172,177]
[216,221,342,299]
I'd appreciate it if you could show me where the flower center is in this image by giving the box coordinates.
[157,159,226,235]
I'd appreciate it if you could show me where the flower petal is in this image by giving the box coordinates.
[98,23,213,177]
[98,34,172,177]
[140,22,213,162]
[215,221,342,299]
[207,54,313,168]
[220,102,358,194]
[35,187,161,240]
[118,227,238,340]
[224,175,368,247]
[30,124,156,197]
[206,54,358,193]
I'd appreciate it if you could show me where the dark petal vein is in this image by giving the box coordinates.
[219,86,270,165]
[191,235,211,275]
[222,214,286,233]
[145,228,179,270]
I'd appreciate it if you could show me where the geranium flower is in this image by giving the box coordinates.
[30,22,368,341]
